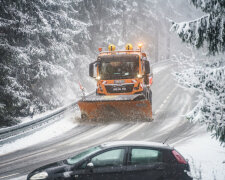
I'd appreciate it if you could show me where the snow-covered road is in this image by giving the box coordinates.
[0,61,224,180]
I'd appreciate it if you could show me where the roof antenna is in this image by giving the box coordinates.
[162,125,178,145]
[163,136,170,144]
[162,129,175,144]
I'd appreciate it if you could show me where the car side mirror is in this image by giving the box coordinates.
[86,162,94,169]
[145,61,150,74]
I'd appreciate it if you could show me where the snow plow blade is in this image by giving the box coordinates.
[78,94,152,121]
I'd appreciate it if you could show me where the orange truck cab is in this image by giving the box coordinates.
[78,44,153,121]
[89,44,152,97]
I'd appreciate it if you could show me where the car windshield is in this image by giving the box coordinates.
[66,146,102,165]
[99,55,139,80]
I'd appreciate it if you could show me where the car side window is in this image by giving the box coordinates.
[90,149,125,168]
[131,148,163,165]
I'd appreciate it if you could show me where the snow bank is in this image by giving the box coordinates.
[20,99,79,124]
[0,112,77,156]
[175,133,225,180]
[153,65,168,74]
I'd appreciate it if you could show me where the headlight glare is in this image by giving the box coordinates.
[30,171,48,180]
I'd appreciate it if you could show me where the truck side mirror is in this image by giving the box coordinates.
[89,63,94,77]
[145,61,150,74]
[89,61,100,78]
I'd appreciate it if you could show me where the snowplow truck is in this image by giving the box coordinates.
[78,43,153,121]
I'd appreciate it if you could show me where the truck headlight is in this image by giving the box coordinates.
[30,172,48,180]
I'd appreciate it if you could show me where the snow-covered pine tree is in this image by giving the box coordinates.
[175,59,225,143]
[172,0,225,143]
[171,0,225,55]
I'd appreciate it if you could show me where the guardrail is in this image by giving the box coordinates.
[0,101,79,145]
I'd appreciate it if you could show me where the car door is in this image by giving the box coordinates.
[87,147,127,180]
[70,169,90,180]
[124,147,168,180]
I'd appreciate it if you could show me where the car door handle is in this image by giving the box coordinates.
[155,166,165,170]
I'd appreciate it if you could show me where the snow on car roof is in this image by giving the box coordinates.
[101,141,173,150]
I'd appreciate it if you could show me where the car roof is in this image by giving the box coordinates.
[100,141,173,150]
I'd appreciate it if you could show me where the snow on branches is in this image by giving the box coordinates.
[175,60,225,143]
[171,0,225,143]
[190,0,225,13]
[171,0,225,55]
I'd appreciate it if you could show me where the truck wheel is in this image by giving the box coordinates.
[81,113,88,120]
[149,89,152,105]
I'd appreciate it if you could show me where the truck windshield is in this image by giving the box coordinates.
[99,60,139,80]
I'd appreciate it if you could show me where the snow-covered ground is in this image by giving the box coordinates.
[175,133,225,180]
[1,116,225,179]
[152,64,169,75]
[9,176,26,180]
[0,111,77,156]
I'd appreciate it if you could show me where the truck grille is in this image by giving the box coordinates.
[105,84,134,93]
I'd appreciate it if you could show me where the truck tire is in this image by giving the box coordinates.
[81,113,88,120]
[143,86,152,105]
[149,89,152,105]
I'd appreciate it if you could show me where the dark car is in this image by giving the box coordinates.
[27,141,192,180]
